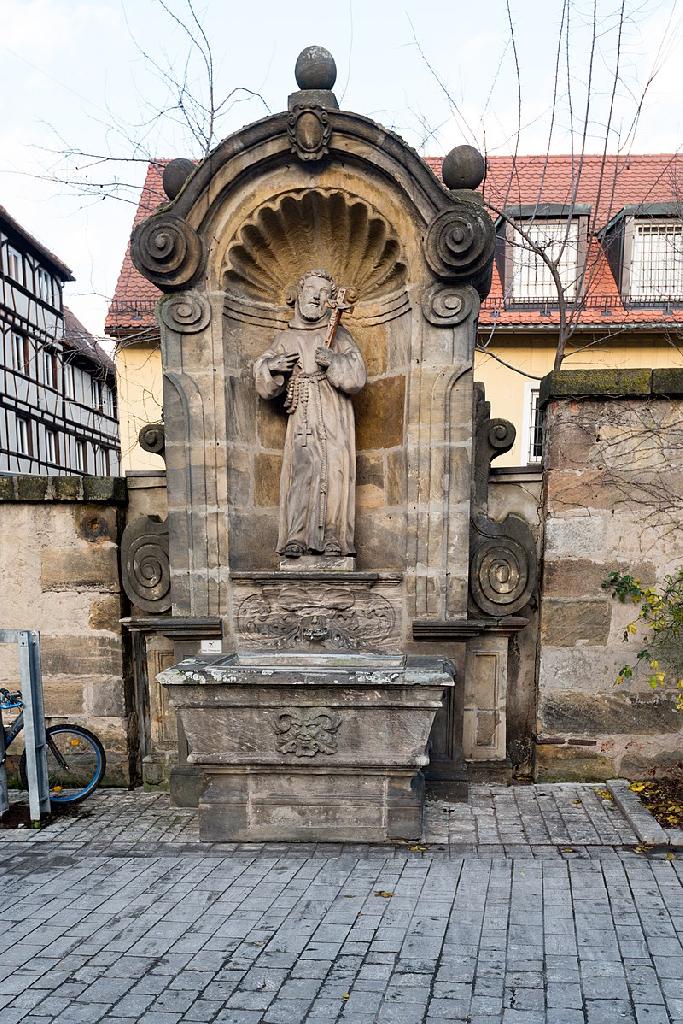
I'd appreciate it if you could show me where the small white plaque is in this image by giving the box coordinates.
[201,639,222,654]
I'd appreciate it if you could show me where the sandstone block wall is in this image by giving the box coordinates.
[537,370,683,780]
[0,476,133,784]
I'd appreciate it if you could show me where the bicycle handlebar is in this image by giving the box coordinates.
[0,687,22,709]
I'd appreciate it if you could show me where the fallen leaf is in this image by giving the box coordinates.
[595,788,613,800]
[408,844,428,853]
[373,890,394,899]
[342,993,350,1001]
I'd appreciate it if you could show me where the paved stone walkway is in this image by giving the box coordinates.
[0,786,681,1024]
[0,783,638,853]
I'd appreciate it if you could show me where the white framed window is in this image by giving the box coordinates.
[90,376,102,411]
[46,429,59,466]
[12,331,28,374]
[42,347,58,389]
[95,447,110,475]
[521,383,543,464]
[6,245,23,284]
[630,221,683,299]
[101,384,114,417]
[17,417,33,457]
[64,362,75,398]
[510,219,581,301]
[36,267,53,304]
[75,439,87,473]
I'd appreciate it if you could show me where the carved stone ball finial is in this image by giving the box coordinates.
[162,158,196,200]
[295,46,337,90]
[442,145,487,191]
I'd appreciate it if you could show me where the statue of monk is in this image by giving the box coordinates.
[253,270,366,558]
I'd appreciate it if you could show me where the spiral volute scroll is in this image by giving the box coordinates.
[160,291,211,333]
[421,283,477,326]
[121,516,171,614]
[138,421,165,457]
[472,538,528,613]
[424,204,495,281]
[470,513,538,618]
[131,213,204,290]
[487,418,516,456]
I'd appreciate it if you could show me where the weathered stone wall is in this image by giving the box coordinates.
[0,476,134,784]
[537,369,683,780]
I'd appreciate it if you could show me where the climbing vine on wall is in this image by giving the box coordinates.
[602,569,683,709]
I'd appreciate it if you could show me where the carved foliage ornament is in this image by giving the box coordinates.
[424,204,495,281]
[131,214,204,290]
[287,104,331,161]
[160,290,211,333]
[237,584,395,651]
[121,515,171,613]
[273,707,341,757]
[421,283,477,326]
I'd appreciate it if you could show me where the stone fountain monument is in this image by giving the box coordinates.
[127,46,535,841]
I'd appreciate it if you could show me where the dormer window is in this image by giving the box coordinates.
[498,204,591,306]
[630,221,683,300]
[602,203,683,305]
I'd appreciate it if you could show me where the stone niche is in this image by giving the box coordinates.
[128,46,513,840]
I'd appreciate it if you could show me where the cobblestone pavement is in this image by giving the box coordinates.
[1,786,681,1024]
[0,783,638,853]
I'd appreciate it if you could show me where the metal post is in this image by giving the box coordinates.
[18,631,51,823]
[0,704,8,820]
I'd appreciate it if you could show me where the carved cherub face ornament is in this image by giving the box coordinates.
[296,273,335,322]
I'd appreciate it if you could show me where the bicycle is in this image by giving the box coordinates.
[0,688,106,804]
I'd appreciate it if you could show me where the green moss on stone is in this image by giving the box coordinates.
[15,476,50,501]
[652,367,683,397]
[0,477,16,501]
[54,477,83,501]
[540,368,652,405]
[82,476,128,504]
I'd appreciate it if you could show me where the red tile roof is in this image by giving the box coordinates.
[107,153,683,336]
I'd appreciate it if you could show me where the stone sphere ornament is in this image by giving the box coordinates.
[162,158,195,200]
[442,145,487,191]
[295,45,337,90]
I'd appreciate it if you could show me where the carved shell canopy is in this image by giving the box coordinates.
[223,189,407,305]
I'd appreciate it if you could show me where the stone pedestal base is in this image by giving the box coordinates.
[200,767,424,842]
[160,652,454,843]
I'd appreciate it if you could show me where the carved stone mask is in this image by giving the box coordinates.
[297,274,335,322]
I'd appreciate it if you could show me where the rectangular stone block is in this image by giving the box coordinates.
[540,599,611,646]
[354,376,406,450]
[199,768,422,843]
[41,546,119,592]
[42,636,123,678]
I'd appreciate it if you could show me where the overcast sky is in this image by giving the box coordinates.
[1,0,682,339]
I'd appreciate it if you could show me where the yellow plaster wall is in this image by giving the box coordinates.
[114,332,683,472]
[115,343,164,473]
[476,334,683,466]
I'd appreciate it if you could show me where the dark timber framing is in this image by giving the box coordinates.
[0,206,120,476]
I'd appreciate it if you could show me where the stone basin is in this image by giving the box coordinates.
[159,652,455,843]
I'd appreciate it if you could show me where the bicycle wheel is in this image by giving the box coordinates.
[20,724,106,804]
